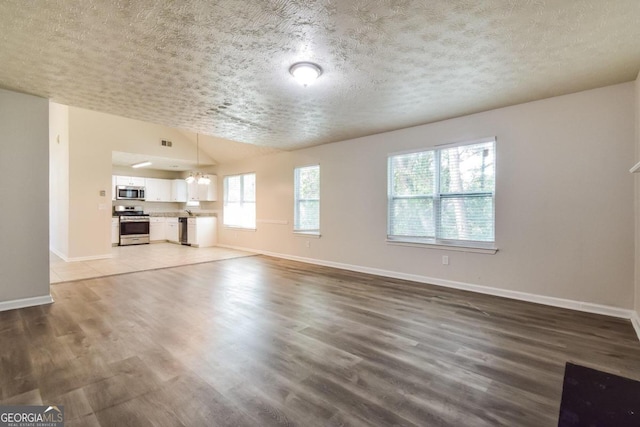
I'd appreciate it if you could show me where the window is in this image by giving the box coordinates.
[294,165,320,233]
[388,138,495,248]
[223,173,256,229]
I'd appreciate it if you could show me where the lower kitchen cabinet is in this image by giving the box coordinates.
[111,218,119,246]
[166,217,179,242]
[149,217,166,241]
[187,217,217,247]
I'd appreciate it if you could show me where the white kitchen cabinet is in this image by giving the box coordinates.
[187,176,217,202]
[111,217,119,246]
[187,218,197,245]
[112,176,116,201]
[199,175,217,201]
[149,217,166,241]
[171,179,188,202]
[166,217,179,242]
[146,178,172,202]
[115,175,146,187]
[187,181,199,202]
[187,217,217,247]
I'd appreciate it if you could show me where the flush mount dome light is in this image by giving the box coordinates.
[289,62,322,86]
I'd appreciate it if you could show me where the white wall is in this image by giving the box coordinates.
[0,89,50,306]
[216,83,635,309]
[50,102,69,257]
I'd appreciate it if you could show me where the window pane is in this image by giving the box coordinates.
[226,176,241,202]
[440,142,495,194]
[224,173,256,229]
[294,166,320,232]
[298,166,319,199]
[439,196,494,241]
[243,173,256,202]
[389,198,434,237]
[223,202,241,227]
[296,200,319,231]
[242,201,256,229]
[391,152,435,196]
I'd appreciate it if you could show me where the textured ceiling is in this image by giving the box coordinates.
[1,0,640,153]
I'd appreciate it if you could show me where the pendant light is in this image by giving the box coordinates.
[185,133,211,185]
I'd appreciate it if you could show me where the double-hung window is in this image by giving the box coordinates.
[294,165,320,234]
[223,173,256,229]
[388,138,495,249]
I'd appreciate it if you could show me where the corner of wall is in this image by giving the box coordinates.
[49,101,70,258]
[634,71,640,339]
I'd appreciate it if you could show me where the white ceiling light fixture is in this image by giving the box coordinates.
[185,133,211,185]
[289,62,322,86]
[131,161,152,168]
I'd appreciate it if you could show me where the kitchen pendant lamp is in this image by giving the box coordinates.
[185,133,210,185]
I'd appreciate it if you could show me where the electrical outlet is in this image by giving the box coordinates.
[306,240,311,248]
[442,255,449,265]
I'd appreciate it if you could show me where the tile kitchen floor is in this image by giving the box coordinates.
[49,243,255,284]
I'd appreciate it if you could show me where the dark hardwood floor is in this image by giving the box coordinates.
[1,255,639,426]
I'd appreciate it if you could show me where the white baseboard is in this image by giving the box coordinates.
[631,312,640,341]
[218,244,635,322]
[0,295,54,312]
[50,247,112,262]
[49,247,68,261]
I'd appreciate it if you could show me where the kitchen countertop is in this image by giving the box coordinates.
[147,212,217,218]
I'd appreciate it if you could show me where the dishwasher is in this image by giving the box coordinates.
[179,217,190,246]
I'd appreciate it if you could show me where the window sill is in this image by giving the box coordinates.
[293,231,321,238]
[386,239,498,254]
[223,226,256,232]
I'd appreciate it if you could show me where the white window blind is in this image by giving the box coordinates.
[223,173,256,229]
[388,139,495,246]
[294,165,320,233]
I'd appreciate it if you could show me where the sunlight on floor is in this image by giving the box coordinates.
[49,243,255,284]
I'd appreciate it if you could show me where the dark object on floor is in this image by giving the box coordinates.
[558,362,640,426]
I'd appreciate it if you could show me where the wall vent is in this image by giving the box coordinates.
[161,139,172,147]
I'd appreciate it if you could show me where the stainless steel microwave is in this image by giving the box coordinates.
[116,185,145,201]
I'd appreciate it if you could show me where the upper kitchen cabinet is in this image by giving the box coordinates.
[171,179,188,202]
[145,178,172,202]
[115,175,146,187]
[187,176,217,202]
[204,175,218,201]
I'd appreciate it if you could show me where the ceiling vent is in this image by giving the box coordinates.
[161,139,172,147]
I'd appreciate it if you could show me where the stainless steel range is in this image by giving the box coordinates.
[113,205,150,246]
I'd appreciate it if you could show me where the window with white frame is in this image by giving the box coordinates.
[223,173,256,229]
[387,138,495,247]
[294,165,320,233]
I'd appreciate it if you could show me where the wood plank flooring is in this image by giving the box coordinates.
[1,255,639,426]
